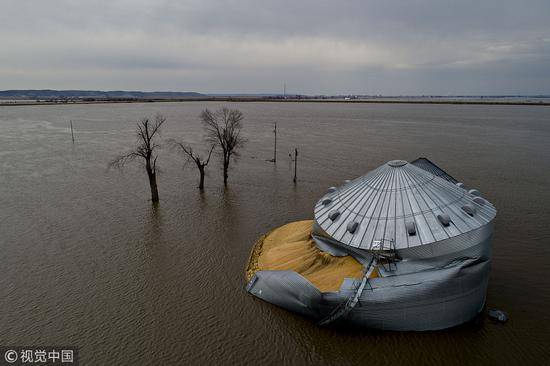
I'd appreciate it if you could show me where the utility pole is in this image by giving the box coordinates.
[70,120,75,143]
[273,122,277,163]
[290,148,298,183]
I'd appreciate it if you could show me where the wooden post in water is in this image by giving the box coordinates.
[70,120,75,143]
[273,122,277,163]
[293,148,298,183]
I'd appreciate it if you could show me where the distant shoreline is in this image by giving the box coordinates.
[1,97,549,107]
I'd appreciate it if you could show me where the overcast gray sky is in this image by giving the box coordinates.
[1,0,549,95]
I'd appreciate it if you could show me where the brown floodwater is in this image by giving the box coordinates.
[1,102,549,365]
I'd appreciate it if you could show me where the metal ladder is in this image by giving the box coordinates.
[372,238,398,272]
[318,257,377,326]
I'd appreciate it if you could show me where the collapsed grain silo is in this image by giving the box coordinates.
[245,158,497,331]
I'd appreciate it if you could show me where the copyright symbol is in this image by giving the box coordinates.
[4,349,18,363]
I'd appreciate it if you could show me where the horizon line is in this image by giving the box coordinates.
[1,89,549,98]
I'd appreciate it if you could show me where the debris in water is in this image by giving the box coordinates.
[488,309,508,323]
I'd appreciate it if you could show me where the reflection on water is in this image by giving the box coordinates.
[1,102,549,365]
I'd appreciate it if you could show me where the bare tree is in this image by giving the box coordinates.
[200,107,246,186]
[170,140,215,190]
[109,114,166,203]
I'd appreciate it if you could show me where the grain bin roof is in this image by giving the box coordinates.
[314,159,497,250]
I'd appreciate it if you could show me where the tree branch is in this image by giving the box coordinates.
[108,151,141,170]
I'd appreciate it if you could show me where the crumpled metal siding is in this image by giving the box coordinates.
[248,241,490,329]
[346,256,490,330]
[247,253,489,330]
[247,271,322,318]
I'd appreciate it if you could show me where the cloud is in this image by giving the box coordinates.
[0,0,549,94]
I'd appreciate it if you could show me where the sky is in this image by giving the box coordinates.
[1,0,549,95]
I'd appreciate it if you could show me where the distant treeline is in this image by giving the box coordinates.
[1,90,549,106]
[0,89,205,100]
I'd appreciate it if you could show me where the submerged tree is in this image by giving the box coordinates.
[200,107,246,186]
[171,140,215,190]
[109,114,166,203]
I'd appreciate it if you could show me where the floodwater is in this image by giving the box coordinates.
[1,102,549,365]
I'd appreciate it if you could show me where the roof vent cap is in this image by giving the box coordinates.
[322,198,332,206]
[462,204,476,216]
[327,187,337,194]
[388,160,408,167]
[405,221,416,236]
[469,189,481,197]
[347,221,359,234]
[437,213,451,227]
[473,197,486,206]
[456,182,466,189]
[329,210,341,221]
